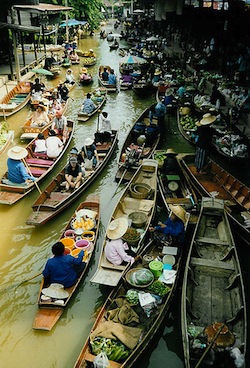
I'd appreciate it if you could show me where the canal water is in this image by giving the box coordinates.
[0,19,249,368]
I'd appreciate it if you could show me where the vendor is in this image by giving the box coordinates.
[5,146,35,185]
[105,218,139,265]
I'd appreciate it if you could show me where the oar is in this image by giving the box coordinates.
[111,163,128,198]
[21,158,42,194]
[195,323,226,368]
[15,272,42,289]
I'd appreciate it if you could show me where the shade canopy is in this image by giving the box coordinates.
[60,19,87,27]
[32,68,54,76]
[119,54,147,64]
[146,36,158,42]
[133,9,144,14]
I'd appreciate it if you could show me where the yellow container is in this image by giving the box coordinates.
[82,231,95,242]
[60,237,75,251]
[71,248,82,257]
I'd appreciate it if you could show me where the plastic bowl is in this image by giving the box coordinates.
[75,239,90,250]
[61,237,75,251]
[63,247,71,255]
[64,229,75,238]
[71,248,82,257]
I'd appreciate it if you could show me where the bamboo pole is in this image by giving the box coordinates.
[21,158,42,194]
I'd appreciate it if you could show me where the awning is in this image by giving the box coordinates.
[60,19,87,27]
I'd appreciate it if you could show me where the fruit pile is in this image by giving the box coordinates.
[180,114,199,131]
[72,217,95,231]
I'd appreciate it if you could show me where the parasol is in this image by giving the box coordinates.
[146,36,158,42]
[32,68,54,76]
[60,19,87,27]
[133,9,144,14]
[119,54,147,64]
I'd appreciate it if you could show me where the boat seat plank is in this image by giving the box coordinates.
[26,158,54,167]
[84,352,121,368]
[100,255,126,271]
[196,236,228,246]
[43,192,70,207]
[190,257,235,270]
[29,168,47,177]
[166,197,192,204]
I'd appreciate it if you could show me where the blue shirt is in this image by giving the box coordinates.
[82,98,96,114]
[149,102,166,122]
[108,74,117,85]
[155,217,185,244]
[177,86,186,98]
[7,158,35,184]
[43,251,84,288]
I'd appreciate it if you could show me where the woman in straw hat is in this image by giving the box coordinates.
[149,204,186,246]
[105,218,139,266]
[5,146,35,185]
[161,148,180,176]
[81,137,99,169]
[194,113,217,174]
[31,103,49,127]
[42,241,86,288]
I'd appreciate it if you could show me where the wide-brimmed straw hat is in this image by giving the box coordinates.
[107,218,128,240]
[200,113,216,125]
[85,137,94,146]
[42,283,69,299]
[81,67,88,73]
[165,88,174,96]
[169,204,187,223]
[165,148,177,156]
[8,146,28,160]
[154,69,162,76]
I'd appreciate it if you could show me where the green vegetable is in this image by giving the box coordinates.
[148,280,171,297]
[126,289,139,305]
[90,337,131,362]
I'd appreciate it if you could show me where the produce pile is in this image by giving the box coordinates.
[180,114,199,131]
[91,337,130,362]
[126,289,139,305]
[71,217,95,231]
[122,227,140,242]
[148,280,171,297]
[82,56,96,65]
[129,268,154,286]
[154,151,168,168]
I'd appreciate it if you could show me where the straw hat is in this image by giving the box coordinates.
[165,88,174,96]
[89,49,94,52]
[85,137,94,146]
[204,323,235,348]
[8,146,28,160]
[42,283,69,299]
[154,69,162,76]
[81,67,88,73]
[200,113,216,125]
[169,204,186,223]
[165,148,177,156]
[195,121,201,127]
[107,218,128,240]
[36,103,46,110]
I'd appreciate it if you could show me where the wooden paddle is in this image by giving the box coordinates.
[194,322,226,368]
[15,272,43,288]
[22,158,42,194]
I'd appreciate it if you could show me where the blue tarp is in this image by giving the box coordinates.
[60,19,87,27]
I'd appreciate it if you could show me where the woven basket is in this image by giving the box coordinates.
[125,268,154,289]
[129,183,151,199]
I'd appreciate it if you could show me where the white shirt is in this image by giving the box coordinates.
[99,114,112,134]
[46,136,63,158]
[34,139,47,153]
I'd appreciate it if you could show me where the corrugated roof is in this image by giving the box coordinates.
[13,3,72,13]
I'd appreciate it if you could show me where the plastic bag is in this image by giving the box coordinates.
[93,352,110,368]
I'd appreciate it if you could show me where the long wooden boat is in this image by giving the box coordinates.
[154,150,198,213]
[179,154,250,245]
[0,128,14,156]
[26,130,118,226]
[21,97,70,141]
[74,198,191,368]
[115,106,160,183]
[32,195,100,331]
[0,120,75,205]
[82,57,97,67]
[0,81,31,117]
[133,80,154,98]
[78,87,107,123]
[91,159,158,287]
[177,107,250,160]
[181,197,246,368]
[98,65,117,93]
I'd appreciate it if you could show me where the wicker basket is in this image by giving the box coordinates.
[129,183,151,199]
[125,268,154,288]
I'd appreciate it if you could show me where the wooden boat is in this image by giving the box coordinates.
[76,50,97,58]
[0,120,75,205]
[109,42,119,50]
[177,107,250,160]
[98,66,117,93]
[0,122,14,156]
[91,159,158,287]
[82,57,97,67]
[179,153,250,246]
[133,79,154,98]
[32,195,100,331]
[115,106,160,183]
[79,74,93,85]
[181,197,246,368]
[74,197,192,368]
[20,96,70,141]
[0,81,31,117]
[154,150,198,213]
[78,87,107,122]
[26,130,118,226]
